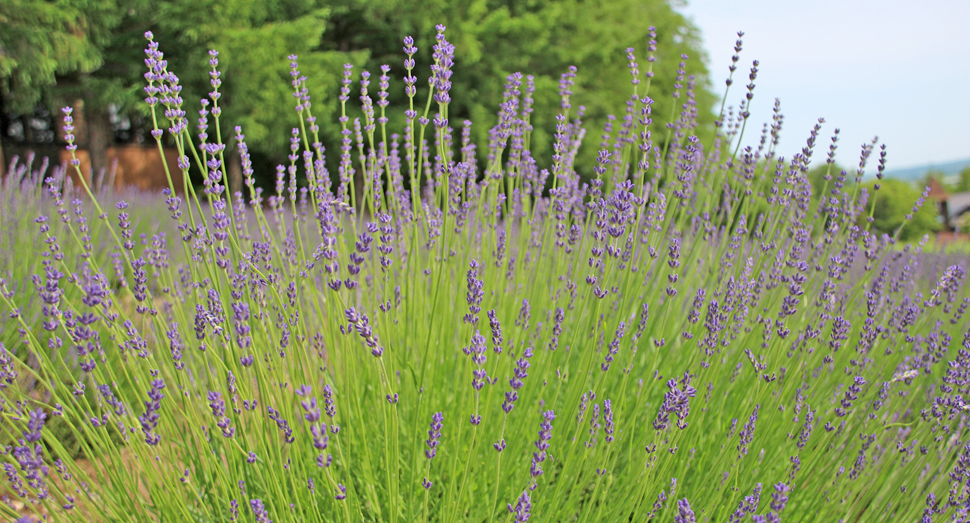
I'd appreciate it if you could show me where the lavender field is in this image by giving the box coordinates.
[0,26,968,523]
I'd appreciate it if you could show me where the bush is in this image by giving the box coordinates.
[0,26,968,523]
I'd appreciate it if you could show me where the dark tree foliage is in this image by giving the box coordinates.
[2,0,714,188]
[323,0,717,178]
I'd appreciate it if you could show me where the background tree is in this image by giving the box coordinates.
[1,0,150,180]
[0,0,102,176]
[861,178,939,242]
[3,0,715,190]
[323,0,716,178]
[806,161,850,200]
[955,166,970,193]
[151,0,367,191]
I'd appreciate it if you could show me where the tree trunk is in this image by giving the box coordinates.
[86,103,111,188]
[228,140,243,196]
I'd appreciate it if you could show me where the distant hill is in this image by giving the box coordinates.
[880,157,970,182]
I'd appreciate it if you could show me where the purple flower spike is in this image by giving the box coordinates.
[426,412,444,459]
[464,260,484,325]
[488,309,504,354]
[750,482,791,522]
[674,498,696,523]
[530,410,555,480]
[603,400,614,443]
[835,376,866,417]
[139,378,166,445]
[602,322,627,371]
[323,384,336,418]
[653,372,696,431]
[770,482,790,512]
[267,407,295,444]
[728,483,762,522]
[207,391,235,438]
[345,307,384,357]
[737,404,760,459]
[508,490,532,522]
[504,348,534,413]
[250,498,272,523]
[430,25,455,106]
[24,409,46,443]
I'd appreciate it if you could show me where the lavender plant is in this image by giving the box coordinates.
[1,25,969,523]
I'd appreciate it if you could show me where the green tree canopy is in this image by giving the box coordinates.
[861,178,939,242]
[805,161,852,200]
[323,0,716,176]
[0,0,105,113]
[3,0,716,188]
[152,0,367,162]
[955,166,970,193]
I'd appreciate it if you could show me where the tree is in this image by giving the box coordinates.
[5,0,715,191]
[955,166,970,193]
[0,0,102,177]
[151,0,367,191]
[861,178,939,242]
[806,161,850,200]
[321,0,716,178]
[0,0,145,181]
[2,0,365,189]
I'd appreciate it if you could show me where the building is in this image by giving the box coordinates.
[927,177,970,242]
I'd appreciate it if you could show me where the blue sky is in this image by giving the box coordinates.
[677,0,970,171]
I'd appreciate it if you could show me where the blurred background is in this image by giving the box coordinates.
[1,0,967,241]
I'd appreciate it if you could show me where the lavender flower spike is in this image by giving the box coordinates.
[674,498,696,523]
[250,499,272,523]
[531,410,556,480]
[345,307,384,356]
[508,490,532,522]
[464,260,484,325]
[139,378,166,445]
[737,404,760,459]
[653,372,696,431]
[426,412,444,459]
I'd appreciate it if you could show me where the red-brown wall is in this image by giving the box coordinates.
[59,146,185,194]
